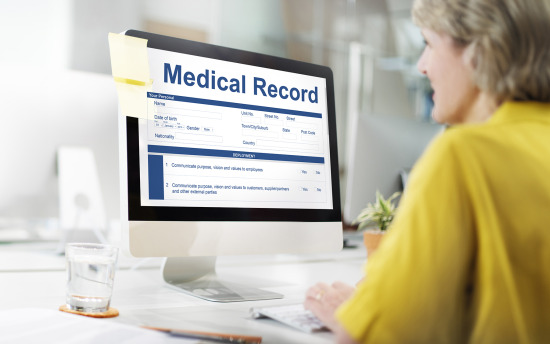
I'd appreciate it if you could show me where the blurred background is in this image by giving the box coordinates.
[0,0,436,239]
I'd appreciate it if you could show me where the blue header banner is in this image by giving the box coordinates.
[147,92,322,119]
[148,145,324,164]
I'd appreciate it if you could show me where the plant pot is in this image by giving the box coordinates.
[363,230,385,256]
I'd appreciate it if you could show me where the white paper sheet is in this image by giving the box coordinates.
[0,308,196,344]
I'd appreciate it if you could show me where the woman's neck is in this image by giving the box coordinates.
[463,92,499,124]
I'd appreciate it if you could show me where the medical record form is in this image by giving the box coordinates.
[139,48,333,210]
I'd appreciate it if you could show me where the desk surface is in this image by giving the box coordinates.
[0,238,366,344]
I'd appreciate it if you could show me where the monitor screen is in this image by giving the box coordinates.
[118,30,342,301]
[343,114,443,225]
[134,40,336,216]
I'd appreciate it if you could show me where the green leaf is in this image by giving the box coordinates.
[353,190,401,231]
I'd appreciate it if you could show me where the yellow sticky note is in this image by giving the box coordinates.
[108,32,149,83]
[108,32,151,119]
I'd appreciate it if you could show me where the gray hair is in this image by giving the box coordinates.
[412,0,550,102]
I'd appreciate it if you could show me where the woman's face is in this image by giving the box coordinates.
[417,29,481,124]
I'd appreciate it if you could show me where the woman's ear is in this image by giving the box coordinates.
[462,42,477,70]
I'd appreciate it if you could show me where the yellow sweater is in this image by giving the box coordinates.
[337,102,550,343]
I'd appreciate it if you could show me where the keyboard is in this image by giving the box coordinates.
[250,303,328,333]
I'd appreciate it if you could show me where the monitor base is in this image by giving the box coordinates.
[161,257,284,302]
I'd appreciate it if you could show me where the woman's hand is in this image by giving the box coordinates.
[304,281,355,331]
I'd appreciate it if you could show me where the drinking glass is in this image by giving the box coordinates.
[65,243,119,313]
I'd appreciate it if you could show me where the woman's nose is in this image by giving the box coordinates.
[417,48,428,75]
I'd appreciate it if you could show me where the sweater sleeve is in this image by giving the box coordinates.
[337,131,475,343]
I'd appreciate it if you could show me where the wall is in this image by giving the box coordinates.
[0,0,72,69]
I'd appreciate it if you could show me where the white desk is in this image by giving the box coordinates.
[0,238,366,344]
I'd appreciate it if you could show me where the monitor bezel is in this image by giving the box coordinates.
[124,30,341,223]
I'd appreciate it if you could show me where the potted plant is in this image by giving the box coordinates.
[353,190,400,255]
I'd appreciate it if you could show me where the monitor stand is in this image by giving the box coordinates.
[161,257,284,302]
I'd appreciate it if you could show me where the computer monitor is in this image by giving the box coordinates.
[343,114,443,225]
[0,67,119,241]
[118,30,342,302]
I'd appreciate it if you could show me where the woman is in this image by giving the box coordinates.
[305,0,550,342]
